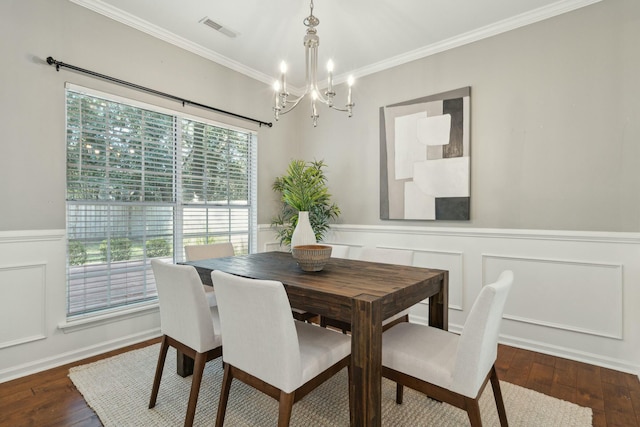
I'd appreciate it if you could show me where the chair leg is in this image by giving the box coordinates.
[215,363,233,427]
[277,390,295,427]
[184,351,207,427]
[465,397,483,427]
[490,365,509,426]
[396,383,404,404]
[149,335,170,408]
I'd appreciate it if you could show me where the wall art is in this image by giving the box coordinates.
[380,87,470,220]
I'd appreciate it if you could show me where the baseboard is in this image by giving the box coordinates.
[0,328,161,384]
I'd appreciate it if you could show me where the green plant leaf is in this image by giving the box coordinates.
[270,160,340,247]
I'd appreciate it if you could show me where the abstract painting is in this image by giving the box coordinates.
[380,87,470,220]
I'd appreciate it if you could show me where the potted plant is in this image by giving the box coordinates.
[271,159,340,248]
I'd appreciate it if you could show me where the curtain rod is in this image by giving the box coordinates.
[46,56,272,128]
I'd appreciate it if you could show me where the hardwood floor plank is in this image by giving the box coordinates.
[630,389,640,427]
[549,380,577,403]
[576,363,605,411]
[602,367,633,387]
[625,373,640,393]
[554,357,579,388]
[532,351,557,367]
[591,408,607,427]
[501,348,534,387]
[526,362,555,395]
[602,382,638,427]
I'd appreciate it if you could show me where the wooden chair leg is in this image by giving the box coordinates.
[149,335,170,408]
[465,397,483,427]
[490,365,509,426]
[215,363,233,427]
[277,390,295,427]
[396,383,404,404]
[184,351,207,427]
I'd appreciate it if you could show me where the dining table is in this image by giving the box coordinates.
[182,250,448,427]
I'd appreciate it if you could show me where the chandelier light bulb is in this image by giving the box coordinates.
[280,61,287,74]
[273,81,281,92]
[348,75,355,87]
[327,59,334,73]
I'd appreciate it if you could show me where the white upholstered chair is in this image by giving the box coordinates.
[184,242,235,261]
[149,260,223,427]
[382,270,514,427]
[211,270,351,427]
[184,242,235,307]
[322,247,413,332]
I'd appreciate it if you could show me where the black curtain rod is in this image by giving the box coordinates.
[46,56,272,128]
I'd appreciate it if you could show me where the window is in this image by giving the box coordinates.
[65,85,257,318]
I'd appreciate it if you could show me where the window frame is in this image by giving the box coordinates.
[64,83,258,321]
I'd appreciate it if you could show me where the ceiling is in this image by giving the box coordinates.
[71,0,599,91]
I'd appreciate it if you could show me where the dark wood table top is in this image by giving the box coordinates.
[184,251,446,325]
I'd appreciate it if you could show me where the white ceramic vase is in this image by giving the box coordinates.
[291,211,316,248]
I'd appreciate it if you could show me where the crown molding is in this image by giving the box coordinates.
[349,0,602,81]
[70,0,602,88]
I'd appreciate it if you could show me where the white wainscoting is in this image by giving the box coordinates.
[0,230,161,383]
[483,254,623,339]
[0,262,47,349]
[258,224,640,376]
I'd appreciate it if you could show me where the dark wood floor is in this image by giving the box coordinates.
[0,339,638,426]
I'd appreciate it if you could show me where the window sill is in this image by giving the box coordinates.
[58,302,159,333]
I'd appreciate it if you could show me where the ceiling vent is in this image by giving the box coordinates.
[200,17,237,38]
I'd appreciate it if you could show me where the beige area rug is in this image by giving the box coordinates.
[69,344,592,426]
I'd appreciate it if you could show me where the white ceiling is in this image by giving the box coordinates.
[71,0,600,90]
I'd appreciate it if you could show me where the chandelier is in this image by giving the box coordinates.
[272,0,354,127]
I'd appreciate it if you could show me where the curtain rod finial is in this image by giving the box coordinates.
[46,56,60,71]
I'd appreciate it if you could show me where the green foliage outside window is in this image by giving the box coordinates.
[146,238,172,258]
[68,240,87,265]
[99,237,132,261]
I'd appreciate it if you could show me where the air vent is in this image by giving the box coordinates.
[200,17,237,38]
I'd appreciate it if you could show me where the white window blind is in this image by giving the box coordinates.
[65,86,257,317]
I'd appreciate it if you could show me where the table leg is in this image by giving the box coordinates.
[177,350,194,377]
[429,270,449,330]
[350,294,382,427]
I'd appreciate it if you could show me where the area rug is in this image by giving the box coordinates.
[69,344,592,426]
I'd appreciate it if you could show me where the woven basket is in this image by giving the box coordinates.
[292,244,333,272]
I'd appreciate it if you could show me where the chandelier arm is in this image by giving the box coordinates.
[328,105,349,112]
[280,93,308,114]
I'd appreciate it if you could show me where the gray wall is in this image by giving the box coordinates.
[2,0,639,233]
[299,0,640,232]
[0,0,294,231]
